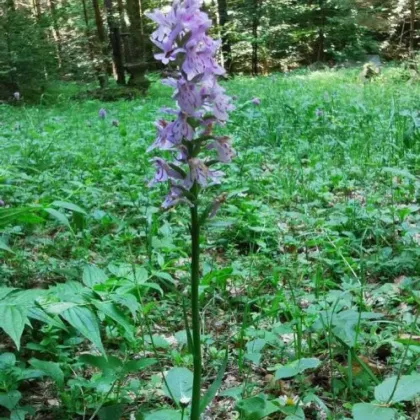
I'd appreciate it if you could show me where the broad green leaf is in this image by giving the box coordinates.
[146,334,170,349]
[375,373,420,403]
[0,238,13,253]
[153,271,175,285]
[108,264,148,282]
[98,404,125,420]
[19,369,45,380]
[220,386,244,399]
[275,358,321,380]
[83,265,108,287]
[245,352,263,365]
[130,267,149,283]
[93,301,134,340]
[79,355,122,372]
[163,367,193,404]
[236,396,279,420]
[29,358,64,388]
[44,302,77,315]
[27,307,67,331]
[10,409,27,420]
[0,288,17,301]
[11,289,45,305]
[141,409,182,420]
[332,321,356,347]
[141,282,164,296]
[51,201,87,215]
[51,280,85,300]
[0,353,16,369]
[246,338,266,354]
[123,358,157,374]
[0,304,27,350]
[280,405,305,419]
[245,338,266,365]
[61,306,105,355]
[109,294,139,319]
[0,391,21,410]
[352,403,396,420]
[44,208,71,230]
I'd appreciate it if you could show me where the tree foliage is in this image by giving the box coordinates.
[0,0,418,98]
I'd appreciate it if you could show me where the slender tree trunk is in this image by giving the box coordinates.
[409,0,416,54]
[217,0,232,73]
[251,0,259,75]
[317,0,325,62]
[116,0,129,59]
[48,0,64,70]
[33,0,41,18]
[92,0,112,75]
[6,0,15,13]
[126,0,144,60]
[5,0,18,88]
[124,0,150,89]
[81,0,108,87]
[139,0,154,63]
[104,0,126,84]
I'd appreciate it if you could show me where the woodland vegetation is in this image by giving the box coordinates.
[0,0,419,100]
[1,0,420,419]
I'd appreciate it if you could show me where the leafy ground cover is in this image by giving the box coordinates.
[0,66,420,419]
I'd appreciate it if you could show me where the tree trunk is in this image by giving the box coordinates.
[33,0,41,18]
[48,0,64,70]
[92,0,112,75]
[217,0,232,73]
[126,0,144,60]
[104,0,126,84]
[81,0,108,87]
[251,0,259,75]
[5,0,18,89]
[139,0,154,63]
[124,0,150,89]
[116,0,129,59]
[409,0,416,54]
[316,0,325,62]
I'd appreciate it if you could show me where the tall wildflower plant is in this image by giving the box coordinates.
[147,0,234,417]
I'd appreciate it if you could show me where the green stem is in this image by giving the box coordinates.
[387,309,420,404]
[190,193,202,420]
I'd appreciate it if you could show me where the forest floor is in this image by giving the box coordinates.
[1,66,420,419]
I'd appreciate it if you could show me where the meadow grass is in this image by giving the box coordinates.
[0,66,420,418]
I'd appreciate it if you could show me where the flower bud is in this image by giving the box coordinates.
[180,394,191,408]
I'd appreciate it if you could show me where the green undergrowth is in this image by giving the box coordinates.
[0,66,420,419]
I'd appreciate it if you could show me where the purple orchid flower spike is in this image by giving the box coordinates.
[98,108,107,119]
[251,97,261,106]
[207,136,235,163]
[149,157,184,186]
[147,1,235,417]
[147,0,234,209]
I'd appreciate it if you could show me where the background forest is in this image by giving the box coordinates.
[0,0,419,99]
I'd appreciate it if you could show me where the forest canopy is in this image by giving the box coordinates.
[0,0,419,100]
